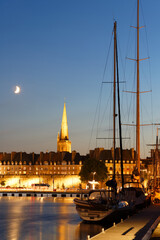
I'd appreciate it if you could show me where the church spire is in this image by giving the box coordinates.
[57,102,71,153]
[60,102,69,140]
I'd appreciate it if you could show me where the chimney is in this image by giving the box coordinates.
[111,147,114,159]
[131,148,134,160]
[32,152,34,161]
[11,152,16,161]
[20,152,22,162]
[72,151,76,161]
[40,152,43,161]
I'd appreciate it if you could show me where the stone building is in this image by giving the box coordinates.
[89,147,137,183]
[0,151,85,189]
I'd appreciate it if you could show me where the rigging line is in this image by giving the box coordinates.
[140,95,147,158]
[96,84,103,143]
[102,28,114,81]
[124,0,136,74]
[141,0,154,143]
[140,0,154,145]
[88,24,114,151]
[88,83,103,152]
[99,84,112,134]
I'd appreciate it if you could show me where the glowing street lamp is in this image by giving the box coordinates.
[88,172,99,190]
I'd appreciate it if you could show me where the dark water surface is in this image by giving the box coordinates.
[0,197,104,240]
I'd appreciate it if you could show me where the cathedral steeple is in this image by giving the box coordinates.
[60,102,69,140]
[57,103,71,153]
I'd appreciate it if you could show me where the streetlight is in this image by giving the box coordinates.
[89,172,99,190]
[92,172,96,181]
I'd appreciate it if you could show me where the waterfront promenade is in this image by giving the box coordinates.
[90,204,160,240]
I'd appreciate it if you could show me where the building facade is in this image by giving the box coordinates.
[0,151,84,189]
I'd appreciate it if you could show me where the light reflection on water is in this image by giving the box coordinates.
[0,197,103,240]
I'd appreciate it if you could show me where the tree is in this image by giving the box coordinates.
[79,158,108,184]
[0,180,6,187]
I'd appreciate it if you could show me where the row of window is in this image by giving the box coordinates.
[0,161,82,166]
[0,166,81,171]
[105,160,136,163]
[0,171,76,175]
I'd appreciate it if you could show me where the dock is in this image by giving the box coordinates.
[89,204,160,240]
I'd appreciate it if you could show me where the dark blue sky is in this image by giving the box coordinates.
[0,0,159,157]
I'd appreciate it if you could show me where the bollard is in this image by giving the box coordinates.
[102,228,104,233]
[113,222,116,227]
[87,235,90,240]
[121,219,123,223]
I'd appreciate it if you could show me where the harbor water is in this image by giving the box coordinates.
[0,197,105,240]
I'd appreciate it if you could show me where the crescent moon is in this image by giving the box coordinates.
[14,86,21,94]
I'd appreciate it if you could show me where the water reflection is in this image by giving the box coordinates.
[0,197,105,240]
[76,222,103,240]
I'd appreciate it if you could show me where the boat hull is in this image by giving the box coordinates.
[75,205,115,222]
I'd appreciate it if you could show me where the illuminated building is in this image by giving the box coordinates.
[0,147,152,189]
[0,151,84,188]
[90,147,138,182]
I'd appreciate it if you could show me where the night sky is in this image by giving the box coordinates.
[0,0,159,157]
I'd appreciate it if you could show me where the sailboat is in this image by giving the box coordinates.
[118,0,150,208]
[74,21,130,222]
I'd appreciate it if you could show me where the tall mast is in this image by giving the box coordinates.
[113,21,116,178]
[136,0,140,173]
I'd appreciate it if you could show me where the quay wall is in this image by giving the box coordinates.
[0,191,89,198]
